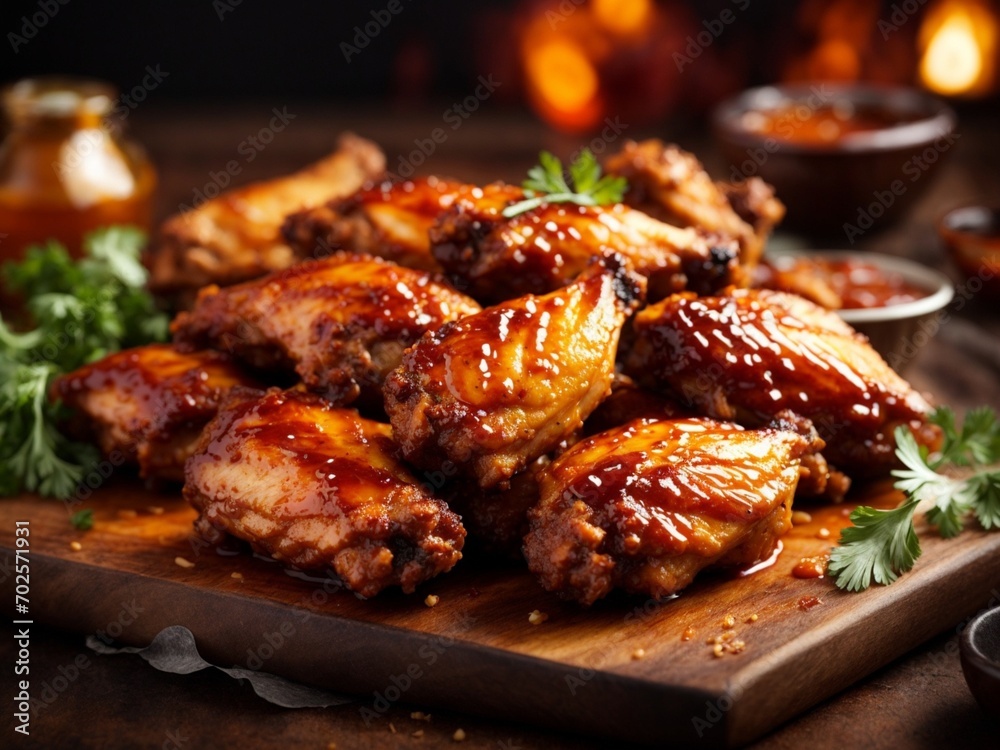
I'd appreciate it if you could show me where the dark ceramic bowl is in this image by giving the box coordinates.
[713,84,957,236]
[960,606,1000,716]
[938,205,1000,294]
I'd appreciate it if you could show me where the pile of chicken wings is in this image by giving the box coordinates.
[54,136,940,604]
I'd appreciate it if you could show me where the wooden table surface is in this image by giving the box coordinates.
[4,103,999,748]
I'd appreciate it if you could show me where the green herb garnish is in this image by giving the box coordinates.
[0,227,169,499]
[71,508,94,531]
[829,406,1000,591]
[502,149,628,218]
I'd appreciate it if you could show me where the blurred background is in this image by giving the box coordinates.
[4,0,999,122]
[1,0,999,246]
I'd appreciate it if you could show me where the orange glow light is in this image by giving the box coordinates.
[524,36,602,131]
[919,0,998,96]
[592,0,652,36]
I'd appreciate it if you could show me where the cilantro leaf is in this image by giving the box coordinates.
[930,405,1000,467]
[502,149,629,218]
[831,412,1000,592]
[828,498,921,592]
[971,472,1000,530]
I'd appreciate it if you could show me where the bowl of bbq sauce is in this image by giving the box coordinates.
[756,251,954,371]
[939,205,1000,294]
[713,84,956,236]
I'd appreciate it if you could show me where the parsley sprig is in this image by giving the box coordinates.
[502,149,628,218]
[828,406,1000,592]
[0,227,169,499]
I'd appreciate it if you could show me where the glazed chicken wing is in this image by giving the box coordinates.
[624,288,940,477]
[282,177,466,272]
[524,417,811,605]
[52,344,259,481]
[184,388,465,597]
[384,255,645,489]
[446,457,548,557]
[430,183,740,304]
[171,253,481,406]
[604,139,774,269]
[150,133,385,301]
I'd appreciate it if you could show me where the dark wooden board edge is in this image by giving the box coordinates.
[15,536,1000,748]
[20,550,723,748]
[723,533,1000,746]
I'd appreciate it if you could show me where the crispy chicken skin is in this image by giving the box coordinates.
[184,388,465,597]
[150,133,385,299]
[718,177,786,245]
[430,182,740,304]
[624,288,940,477]
[384,255,646,489]
[52,344,259,482]
[604,139,772,269]
[583,374,690,436]
[524,417,810,605]
[282,177,466,272]
[171,253,481,406]
[446,457,548,557]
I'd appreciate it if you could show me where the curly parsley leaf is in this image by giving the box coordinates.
[502,149,628,218]
[830,410,1000,591]
[0,227,167,500]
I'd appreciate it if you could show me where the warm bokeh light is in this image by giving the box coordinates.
[523,36,603,131]
[516,0,688,133]
[592,0,652,36]
[783,0,878,82]
[919,0,998,96]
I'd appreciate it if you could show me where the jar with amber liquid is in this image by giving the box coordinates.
[0,77,156,261]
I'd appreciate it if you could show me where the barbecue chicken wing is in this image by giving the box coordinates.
[52,344,259,481]
[624,288,940,478]
[150,133,385,302]
[604,139,778,269]
[719,177,785,248]
[430,182,740,304]
[282,177,466,272]
[184,388,465,597]
[171,254,481,406]
[384,255,645,489]
[446,457,548,557]
[524,417,811,605]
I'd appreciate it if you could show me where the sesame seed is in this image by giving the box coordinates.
[411,711,431,722]
[816,527,831,540]
[174,556,195,569]
[712,643,725,658]
[631,648,646,660]
[148,506,165,515]
[412,729,424,738]
[453,728,467,741]
[681,626,696,642]
[424,595,440,608]
[389,723,396,734]
[528,609,548,625]
[745,613,759,623]
[721,614,736,629]
[231,572,244,581]
[69,541,83,552]
[791,510,812,525]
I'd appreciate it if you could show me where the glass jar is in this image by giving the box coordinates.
[0,77,157,261]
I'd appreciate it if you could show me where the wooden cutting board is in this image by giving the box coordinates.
[2,479,998,748]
